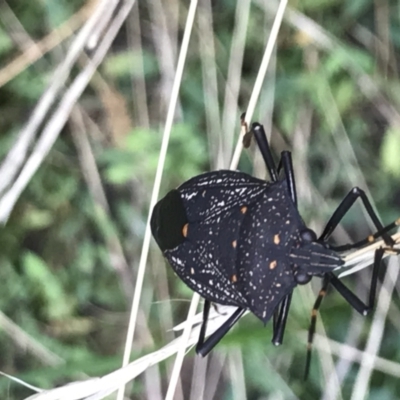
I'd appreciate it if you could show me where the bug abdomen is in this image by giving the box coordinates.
[235,182,305,322]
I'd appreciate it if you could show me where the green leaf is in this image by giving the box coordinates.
[0,28,12,54]
[344,0,370,18]
[334,80,357,114]
[103,50,158,78]
[301,0,341,11]
[22,252,73,320]
[105,163,135,184]
[20,208,54,230]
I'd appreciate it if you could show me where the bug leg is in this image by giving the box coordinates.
[305,247,392,378]
[196,308,246,357]
[251,123,278,182]
[330,247,385,316]
[304,276,330,380]
[251,123,299,208]
[330,218,400,252]
[196,300,211,352]
[271,293,293,345]
[319,187,394,247]
[277,151,297,208]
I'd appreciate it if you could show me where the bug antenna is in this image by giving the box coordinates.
[305,276,330,380]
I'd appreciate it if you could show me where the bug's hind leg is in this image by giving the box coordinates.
[196,307,246,357]
[271,293,293,346]
[304,275,330,380]
[305,247,390,378]
[319,187,394,247]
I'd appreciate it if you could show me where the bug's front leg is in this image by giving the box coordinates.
[271,293,293,346]
[319,187,394,247]
[248,122,298,207]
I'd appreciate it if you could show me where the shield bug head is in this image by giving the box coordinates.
[151,189,188,252]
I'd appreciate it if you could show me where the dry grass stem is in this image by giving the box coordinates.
[118,1,199,399]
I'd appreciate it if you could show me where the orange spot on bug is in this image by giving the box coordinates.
[232,240,237,248]
[240,206,248,214]
[182,223,189,237]
[269,260,277,270]
[273,234,280,245]
[367,235,374,243]
[231,274,237,283]
[396,218,400,226]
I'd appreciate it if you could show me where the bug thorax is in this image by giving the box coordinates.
[290,228,343,284]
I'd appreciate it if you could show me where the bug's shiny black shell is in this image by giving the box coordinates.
[151,170,343,323]
[151,189,188,251]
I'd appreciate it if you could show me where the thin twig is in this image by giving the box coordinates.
[148,0,179,118]
[189,355,208,400]
[69,108,134,298]
[198,0,223,169]
[127,1,150,128]
[165,294,200,400]
[19,307,239,400]
[221,0,251,167]
[0,1,95,88]
[311,333,400,378]
[254,0,400,127]
[230,0,288,169]
[0,0,114,198]
[118,2,199,399]
[0,311,64,367]
[0,0,135,223]
[228,349,247,400]
[351,255,400,400]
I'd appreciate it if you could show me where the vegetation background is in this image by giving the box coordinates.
[0,0,399,399]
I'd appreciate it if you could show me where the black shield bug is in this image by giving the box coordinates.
[151,121,397,377]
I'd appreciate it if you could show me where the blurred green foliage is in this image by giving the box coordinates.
[0,0,399,399]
